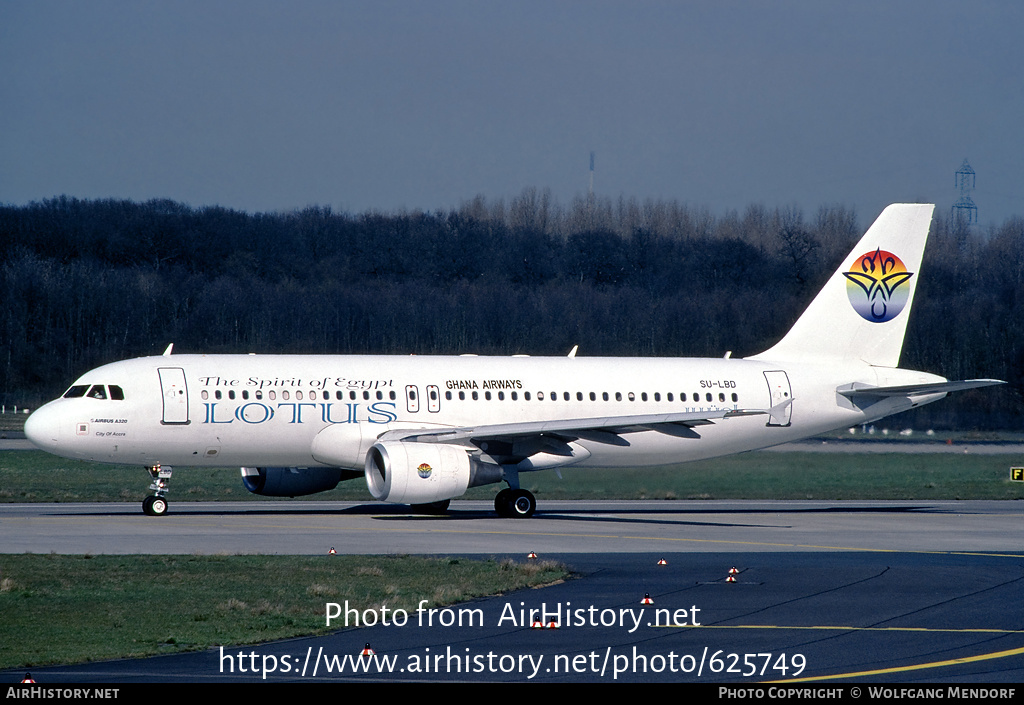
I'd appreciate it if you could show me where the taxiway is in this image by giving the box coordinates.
[2,499,1022,683]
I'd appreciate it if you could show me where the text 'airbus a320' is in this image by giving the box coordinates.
[25,204,1002,517]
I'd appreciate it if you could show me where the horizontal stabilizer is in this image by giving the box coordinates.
[837,379,1004,399]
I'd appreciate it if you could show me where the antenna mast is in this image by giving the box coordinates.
[588,151,595,200]
[952,158,977,223]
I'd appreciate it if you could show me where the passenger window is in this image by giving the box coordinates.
[667,393,673,402]
[654,392,661,402]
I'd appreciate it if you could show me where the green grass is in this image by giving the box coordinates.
[0,553,567,669]
[2,449,1022,503]
[511,452,1024,500]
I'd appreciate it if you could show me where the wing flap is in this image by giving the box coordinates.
[377,408,763,446]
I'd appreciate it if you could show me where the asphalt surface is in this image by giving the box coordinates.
[2,499,1023,684]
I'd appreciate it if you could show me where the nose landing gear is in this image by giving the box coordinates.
[142,464,172,516]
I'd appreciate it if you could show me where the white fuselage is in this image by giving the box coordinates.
[25,353,946,471]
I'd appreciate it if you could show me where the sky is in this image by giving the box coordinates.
[2,1,1022,226]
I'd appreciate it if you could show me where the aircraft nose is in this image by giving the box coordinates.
[24,405,61,451]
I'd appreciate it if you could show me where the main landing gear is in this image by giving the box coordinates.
[142,464,172,516]
[494,488,536,518]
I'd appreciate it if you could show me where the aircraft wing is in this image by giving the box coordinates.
[837,379,1005,399]
[377,408,765,448]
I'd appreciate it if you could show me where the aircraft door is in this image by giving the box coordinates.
[763,371,792,427]
[426,385,440,413]
[158,367,190,425]
[405,385,420,413]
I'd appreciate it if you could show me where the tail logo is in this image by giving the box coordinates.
[843,249,914,323]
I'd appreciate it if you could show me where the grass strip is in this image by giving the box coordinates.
[0,553,567,670]
[2,450,1022,502]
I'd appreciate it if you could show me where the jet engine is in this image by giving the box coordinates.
[364,441,501,504]
[240,466,353,497]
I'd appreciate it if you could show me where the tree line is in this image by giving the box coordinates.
[1,192,1020,428]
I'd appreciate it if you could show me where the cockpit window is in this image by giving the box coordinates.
[63,384,125,400]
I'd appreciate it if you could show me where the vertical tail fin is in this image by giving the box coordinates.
[750,203,934,368]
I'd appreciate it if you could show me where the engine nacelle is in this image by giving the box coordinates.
[365,441,478,504]
[241,466,344,497]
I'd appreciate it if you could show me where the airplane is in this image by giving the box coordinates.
[24,203,1003,517]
